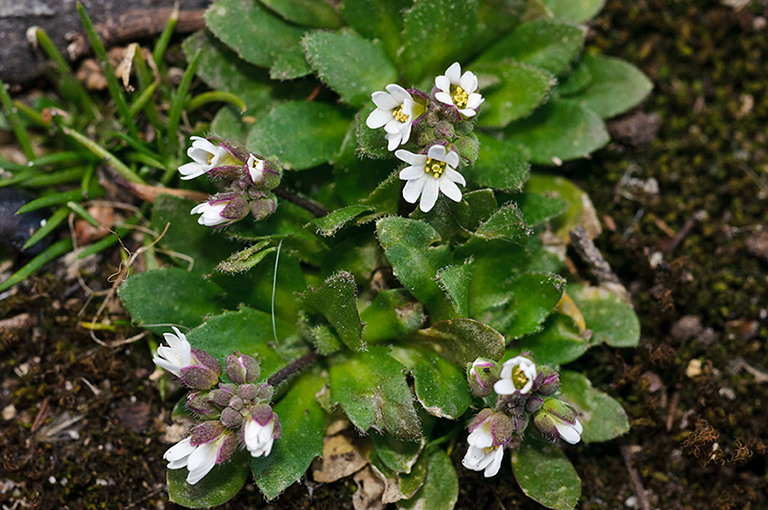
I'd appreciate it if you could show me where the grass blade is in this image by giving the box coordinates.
[0,77,35,160]
[22,206,69,250]
[186,91,246,113]
[0,238,73,292]
[152,6,179,71]
[61,126,145,184]
[16,189,84,213]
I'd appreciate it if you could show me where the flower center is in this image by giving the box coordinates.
[483,445,499,454]
[512,366,530,389]
[392,104,409,123]
[425,157,446,179]
[452,86,469,109]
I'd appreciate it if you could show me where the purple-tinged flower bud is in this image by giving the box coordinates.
[510,412,529,435]
[533,398,583,445]
[191,193,250,228]
[226,352,261,385]
[209,386,235,408]
[256,384,274,402]
[237,384,258,402]
[228,395,244,411]
[533,365,560,396]
[525,395,545,414]
[454,134,479,165]
[467,358,500,397]
[180,365,220,390]
[187,392,217,416]
[220,406,244,429]
[434,120,455,139]
[190,421,226,446]
[250,194,278,221]
[192,349,223,378]
[246,155,283,190]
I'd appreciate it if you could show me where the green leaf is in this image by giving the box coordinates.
[376,216,453,319]
[559,370,630,442]
[474,0,527,49]
[214,241,276,273]
[511,191,569,227]
[329,347,421,439]
[168,451,250,508]
[540,0,605,23]
[474,19,586,77]
[465,133,530,191]
[398,451,429,498]
[414,319,505,366]
[360,289,426,344]
[186,307,286,378]
[182,31,278,115]
[205,0,307,71]
[270,47,313,80]
[355,107,391,159]
[119,268,225,334]
[471,272,565,339]
[246,101,350,170]
[300,271,365,351]
[556,60,592,96]
[150,195,242,275]
[400,0,479,83]
[512,313,590,366]
[505,99,609,165]
[303,31,397,108]
[568,54,652,118]
[524,173,599,242]
[259,0,343,28]
[251,372,326,500]
[312,205,375,236]
[398,450,458,510]
[473,202,531,243]
[569,284,640,347]
[371,431,425,474]
[400,347,473,419]
[436,261,473,318]
[341,0,411,61]
[476,62,555,128]
[211,105,249,141]
[511,439,581,510]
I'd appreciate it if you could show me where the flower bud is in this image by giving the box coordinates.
[237,384,259,402]
[244,156,282,191]
[225,352,261,385]
[454,134,479,165]
[256,384,274,402]
[228,395,244,411]
[434,120,455,139]
[467,358,500,397]
[209,387,235,408]
[191,193,250,227]
[533,365,560,396]
[190,421,226,446]
[180,365,220,390]
[192,349,223,378]
[533,398,583,445]
[220,406,243,429]
[250,194,278,221]
[187,391,217,416]
[525,395,545,414]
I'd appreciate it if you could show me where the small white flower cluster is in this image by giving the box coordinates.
[177,137,282,227]
[462,355,583,478]
[366,62,484,212]
[154,329,279,485]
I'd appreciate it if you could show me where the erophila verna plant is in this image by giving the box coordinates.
[118,0,650,508]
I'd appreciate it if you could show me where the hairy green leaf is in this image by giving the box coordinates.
[414,319,505,366]
[477,62,555,128]
[568,54,652,118]
[465,133,530,191]
[168,451,249,508]
[541,0,605,23]
[559,370,630,442]
[300,271,365,351]
[569,284,640,347]
[259,0,343,28]
[398,450,458,510]
[511,439,581,510]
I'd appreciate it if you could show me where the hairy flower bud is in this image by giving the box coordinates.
[226,352,261,385]
[220,406,244,429]
[533,365,560,396]
[250,194,278,221]
[237,384,259,402]
[467,358,500,397]
[533,398,583,444]
[454,134,479,165]
[209,387,235,408]
[187,391,217,416]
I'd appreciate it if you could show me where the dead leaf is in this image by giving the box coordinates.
[312,432,370,483]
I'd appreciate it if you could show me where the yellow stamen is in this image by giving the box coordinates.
[452,86,469,109]
[512,366,529,389]
[483,445,498,454]
[425,157,446,179]
[392,105,408,123]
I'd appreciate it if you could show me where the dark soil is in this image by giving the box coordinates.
[2,0,767,509]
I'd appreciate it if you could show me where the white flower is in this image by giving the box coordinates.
[434,62,484,118]
[164,436,218,485]
[153,327,193,378]
[243,412,277,458]
[395,145,465,213]
[553,416,583,445]
[178,136,239,180]
[494,356,537,395]
[462,417,505,477]
[366,84,424,151]
[246,154,265,184]
[190,202,229,227]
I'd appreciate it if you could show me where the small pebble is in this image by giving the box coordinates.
[686,359,703,378]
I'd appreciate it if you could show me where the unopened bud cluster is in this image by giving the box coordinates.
[154,329,279,485]
[179,136,282,227]
[367,62,484,212]
[462,355,582,477]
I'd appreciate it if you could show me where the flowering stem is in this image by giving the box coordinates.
[273,188,329,218]
[267,350,319,386]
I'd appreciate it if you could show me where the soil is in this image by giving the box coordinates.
[1,0,767,509]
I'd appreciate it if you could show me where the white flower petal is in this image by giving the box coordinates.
[164,437,194,467]
[484,447,504,477]
[402,176,426,204]
[467,428,493,449]
[372,91,399,110]
[178,162,207,180]
[445,62,461,83]
[556,422,581,444]
[444,150,460,169]
[458,108,477,118]
[186,442,217,485]
[386,132,403,151]
[435,75,451,93]
[462,445,487,470]
[493,379,517,395]
[427,145,447,160]
[460,71,477,93]
[444,167,466,186]
[386,83,410,102]
[395,150,427,166]
[400,165,425,180]
[384,119,405,134]
[419,178,440,212]
[366,108,392,128]
[435,91,454,106]
[439,177,462,202]
[400,123,413,145]
[466,93,484,109]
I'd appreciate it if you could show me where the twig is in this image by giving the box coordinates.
[267,350,319,387]
[273,187,329,218]
[663,210,705,253]
[619,440,650,510]
[569,225,631,303]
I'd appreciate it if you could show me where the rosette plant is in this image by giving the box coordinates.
[119,0,649,508]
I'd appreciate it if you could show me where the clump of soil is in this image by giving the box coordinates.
[2,1,767,509]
